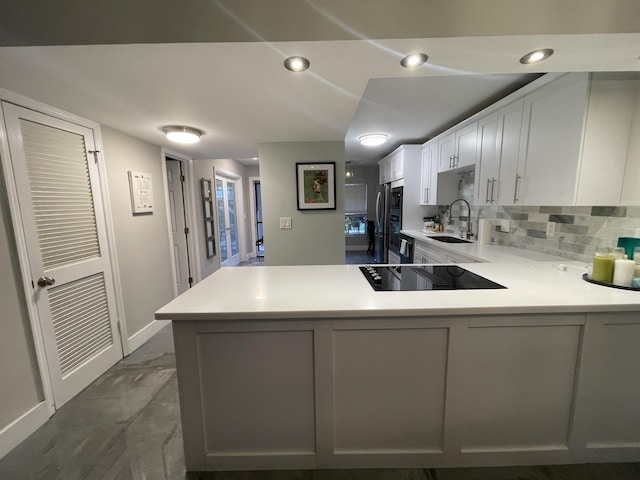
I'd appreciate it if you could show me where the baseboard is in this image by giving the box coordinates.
[0,401,49,460]
[126,319,170,355]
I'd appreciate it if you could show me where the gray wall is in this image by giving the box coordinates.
[101,127,175,338]
[259,141,345,266]
[0,171,44,430]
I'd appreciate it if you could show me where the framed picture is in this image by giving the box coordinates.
[201,178,216,258]
[296,162,336,210]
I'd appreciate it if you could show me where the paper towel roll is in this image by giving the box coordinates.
[477,219,492,245]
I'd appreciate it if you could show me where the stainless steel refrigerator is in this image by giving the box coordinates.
[374,183,390,263]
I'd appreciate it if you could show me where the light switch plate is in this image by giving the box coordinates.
[546,221,556,237]
[280,217,292,229]
[500,219,510,232]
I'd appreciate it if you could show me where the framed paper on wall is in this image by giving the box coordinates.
[296,162,336,210]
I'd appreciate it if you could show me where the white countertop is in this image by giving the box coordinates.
[155,253,640,321]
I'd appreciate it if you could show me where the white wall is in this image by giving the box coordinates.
[101,127,175,339]
[259,141,345,266]
[0,175,43,431]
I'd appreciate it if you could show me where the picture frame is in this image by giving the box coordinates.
[296,162,336,210]
[200,178,216,258]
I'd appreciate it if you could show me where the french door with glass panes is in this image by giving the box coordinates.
[215,174,240,266]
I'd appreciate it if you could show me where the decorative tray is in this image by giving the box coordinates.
[582,274,640,291]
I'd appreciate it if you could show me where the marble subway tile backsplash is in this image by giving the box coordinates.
[475,205,640,263]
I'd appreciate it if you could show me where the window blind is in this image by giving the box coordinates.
[345,183,367,214]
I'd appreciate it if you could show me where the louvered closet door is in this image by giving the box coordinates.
[3,103,123,408]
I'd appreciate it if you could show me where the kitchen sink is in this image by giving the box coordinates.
[428,236,473,244]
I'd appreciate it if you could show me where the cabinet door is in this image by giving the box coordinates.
[392,152,404,180]
[438,134,455,172]
[420,142,439,205]
[378,158,390,184]
[518,74,588,205]
[454,122,477,168]
[474,113,499,206]
[496,99,524,205]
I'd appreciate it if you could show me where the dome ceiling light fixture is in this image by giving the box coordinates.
[284,56,310,72]
[163,126,203,144]
[358,133,389,147]
[400,52,429,68]
[519,48,554,64]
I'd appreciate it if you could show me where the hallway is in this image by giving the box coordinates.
[1,324,639,480]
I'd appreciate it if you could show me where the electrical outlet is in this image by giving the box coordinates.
[500,219,510,232]
[279,217,292,229]
[546,221,556,237]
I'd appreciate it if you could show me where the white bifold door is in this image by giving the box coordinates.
[2,102,123,408]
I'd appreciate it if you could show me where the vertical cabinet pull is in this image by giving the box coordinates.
[514,174,521,203]
[426,187,430,203]
[486,179,491,203]
[491,178,497,202]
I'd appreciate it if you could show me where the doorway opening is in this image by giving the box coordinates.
[215,171,243,267]
[165,156,194,294]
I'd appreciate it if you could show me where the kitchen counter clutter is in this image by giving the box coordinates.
[156,250,640,473]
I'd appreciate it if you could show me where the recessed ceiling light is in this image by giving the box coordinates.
[359,133,389,147]
[400,52,428,68]
[284,56,310,72]
[163,126,202,144]
[519,48,554,64]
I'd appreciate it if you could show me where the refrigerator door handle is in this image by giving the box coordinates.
[376,191,382,226]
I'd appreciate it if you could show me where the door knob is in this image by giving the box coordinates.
[37,276,56,287]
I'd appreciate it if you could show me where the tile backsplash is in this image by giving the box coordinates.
[436,168,640,263]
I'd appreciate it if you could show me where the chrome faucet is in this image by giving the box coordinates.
[448,198,473,239]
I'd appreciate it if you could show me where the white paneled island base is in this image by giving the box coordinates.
[156,265,640,472]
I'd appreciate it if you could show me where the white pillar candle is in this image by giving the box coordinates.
[613,259,635,287]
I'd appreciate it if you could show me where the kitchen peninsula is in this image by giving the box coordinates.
[155,253,640,472]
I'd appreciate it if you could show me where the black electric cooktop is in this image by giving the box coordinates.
[360,265,506,291]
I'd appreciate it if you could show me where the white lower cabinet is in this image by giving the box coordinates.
[414,240,477,264]
[174,311,640,471]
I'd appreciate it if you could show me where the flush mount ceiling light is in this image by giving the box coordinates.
[519,48,554,64]
[284,56,310,72]
[163,126,203,144]
[358,133,389,147]
[400,52,428,68]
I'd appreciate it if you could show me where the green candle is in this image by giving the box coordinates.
[592,255,615,283]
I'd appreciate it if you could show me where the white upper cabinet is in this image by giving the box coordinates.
[473,112,499,206]
[517,72,638,206]
[378,149,404,184]
[420,141,439,205]
[621,83,640,205]
[438,122,478,172]
[495,99,525,206]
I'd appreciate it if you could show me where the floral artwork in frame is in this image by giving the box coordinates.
[296,162,336,210]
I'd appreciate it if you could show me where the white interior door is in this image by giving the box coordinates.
[215,175,241,266]
[2,102,123,408]
[165,158,191,294]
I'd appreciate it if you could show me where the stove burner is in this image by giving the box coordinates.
[360,265,506,291]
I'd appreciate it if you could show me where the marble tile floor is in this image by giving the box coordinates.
[1,324,639,480]
[345,250,375,265]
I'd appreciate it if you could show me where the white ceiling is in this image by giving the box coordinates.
[0,1,639,167]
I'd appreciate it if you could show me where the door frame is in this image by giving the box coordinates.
[215,169,246,266]
[161,148,201,293]
[248,176,261,259]
[0,88,127,413]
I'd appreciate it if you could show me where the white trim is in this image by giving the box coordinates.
[248,176,260,259]
[161,148,201,288]
[0,100,56,415]
[127,319,170,353]
[93,127,129,356]
[0,402,49,460]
